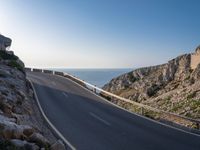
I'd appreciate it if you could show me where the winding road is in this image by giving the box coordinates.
[27,71,200,150]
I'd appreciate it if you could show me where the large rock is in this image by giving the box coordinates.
[0,116,34,139]
[28,133,50,147]
[0,34,12,51]
[50,140,66,150]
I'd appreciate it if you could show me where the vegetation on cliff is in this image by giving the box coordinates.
[103,46,200,123]
[0,50,64,149]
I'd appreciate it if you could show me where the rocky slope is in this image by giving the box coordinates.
[103,46,200,120]
[0,50,65,150]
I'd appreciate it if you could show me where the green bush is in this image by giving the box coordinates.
[185,112,192,118]
[128,72,139,82]
[8,60,24,72]
[171,104,182,112]
[0,140,23,150]
[187,91,196,100]
[164,96,171,101]
[0,51,18,61]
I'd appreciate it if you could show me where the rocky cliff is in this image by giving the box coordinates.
[103,46,200,120]
[0,50,65,149]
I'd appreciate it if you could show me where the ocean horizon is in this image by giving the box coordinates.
[52,68,133,87]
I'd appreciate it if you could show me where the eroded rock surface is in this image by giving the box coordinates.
[0,50,62,149]
[103,46,200,120]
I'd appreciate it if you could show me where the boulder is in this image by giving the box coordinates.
[28,133,50,147]
[0,116,34,139]
[50,140,66,150]
[0,34,12,51]
[0,69,11,78]
[23,126,35,137]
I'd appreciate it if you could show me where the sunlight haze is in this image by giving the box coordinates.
[0,0,200,68]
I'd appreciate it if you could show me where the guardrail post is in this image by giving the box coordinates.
[25,67,32,72]
[141,107,144,115]
[197,123,200,130]
[94,85,96,94]
[110,96,113,101]
[32,68,43,72]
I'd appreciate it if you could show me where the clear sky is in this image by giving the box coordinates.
[0,0,200,68]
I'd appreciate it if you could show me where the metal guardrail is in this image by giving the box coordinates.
[26,68,200,130]
[32,68,42,72]
[43,69,53,74]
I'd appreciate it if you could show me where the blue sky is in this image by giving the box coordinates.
[0,0,200,68]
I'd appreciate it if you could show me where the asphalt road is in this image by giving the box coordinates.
[27,71,200,150]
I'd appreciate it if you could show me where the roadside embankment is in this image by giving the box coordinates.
[0,50,65,150]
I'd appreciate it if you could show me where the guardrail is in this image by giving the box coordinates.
[32,68,43,72]
[26,68,200,131]
[43,69,54,74]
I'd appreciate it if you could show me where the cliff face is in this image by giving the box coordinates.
[103,46,200,119]
[0,34,12,50]
[0,50,61,149]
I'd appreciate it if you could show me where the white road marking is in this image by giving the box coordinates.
[63,92,69,98]
[89,112,111,126]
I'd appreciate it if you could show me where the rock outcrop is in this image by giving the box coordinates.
[103,46,200,120]
[0,50,62,149]
[0,34,12,51]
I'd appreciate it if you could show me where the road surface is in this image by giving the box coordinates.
[27,71,200,150]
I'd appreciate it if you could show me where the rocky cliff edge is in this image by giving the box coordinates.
[103,46,200,120]
[0,50,65,150]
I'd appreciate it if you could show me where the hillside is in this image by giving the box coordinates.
[103,46,200,120]
[0,50,65,149]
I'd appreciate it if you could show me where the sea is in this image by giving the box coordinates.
[52,68,133,88]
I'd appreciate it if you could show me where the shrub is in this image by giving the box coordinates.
[190,77,195,84]
[165,96,171,101]
[187,91,196,100]
[146,84,160,97]
[172,104,182,112]
[8,60,24,72]
[0,140,23,150]
[0,51,18,61]
[128,72,139,82]
[185,112,192,118]
[184,75,190,81]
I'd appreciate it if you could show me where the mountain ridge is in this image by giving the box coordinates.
[103,46,200,120]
